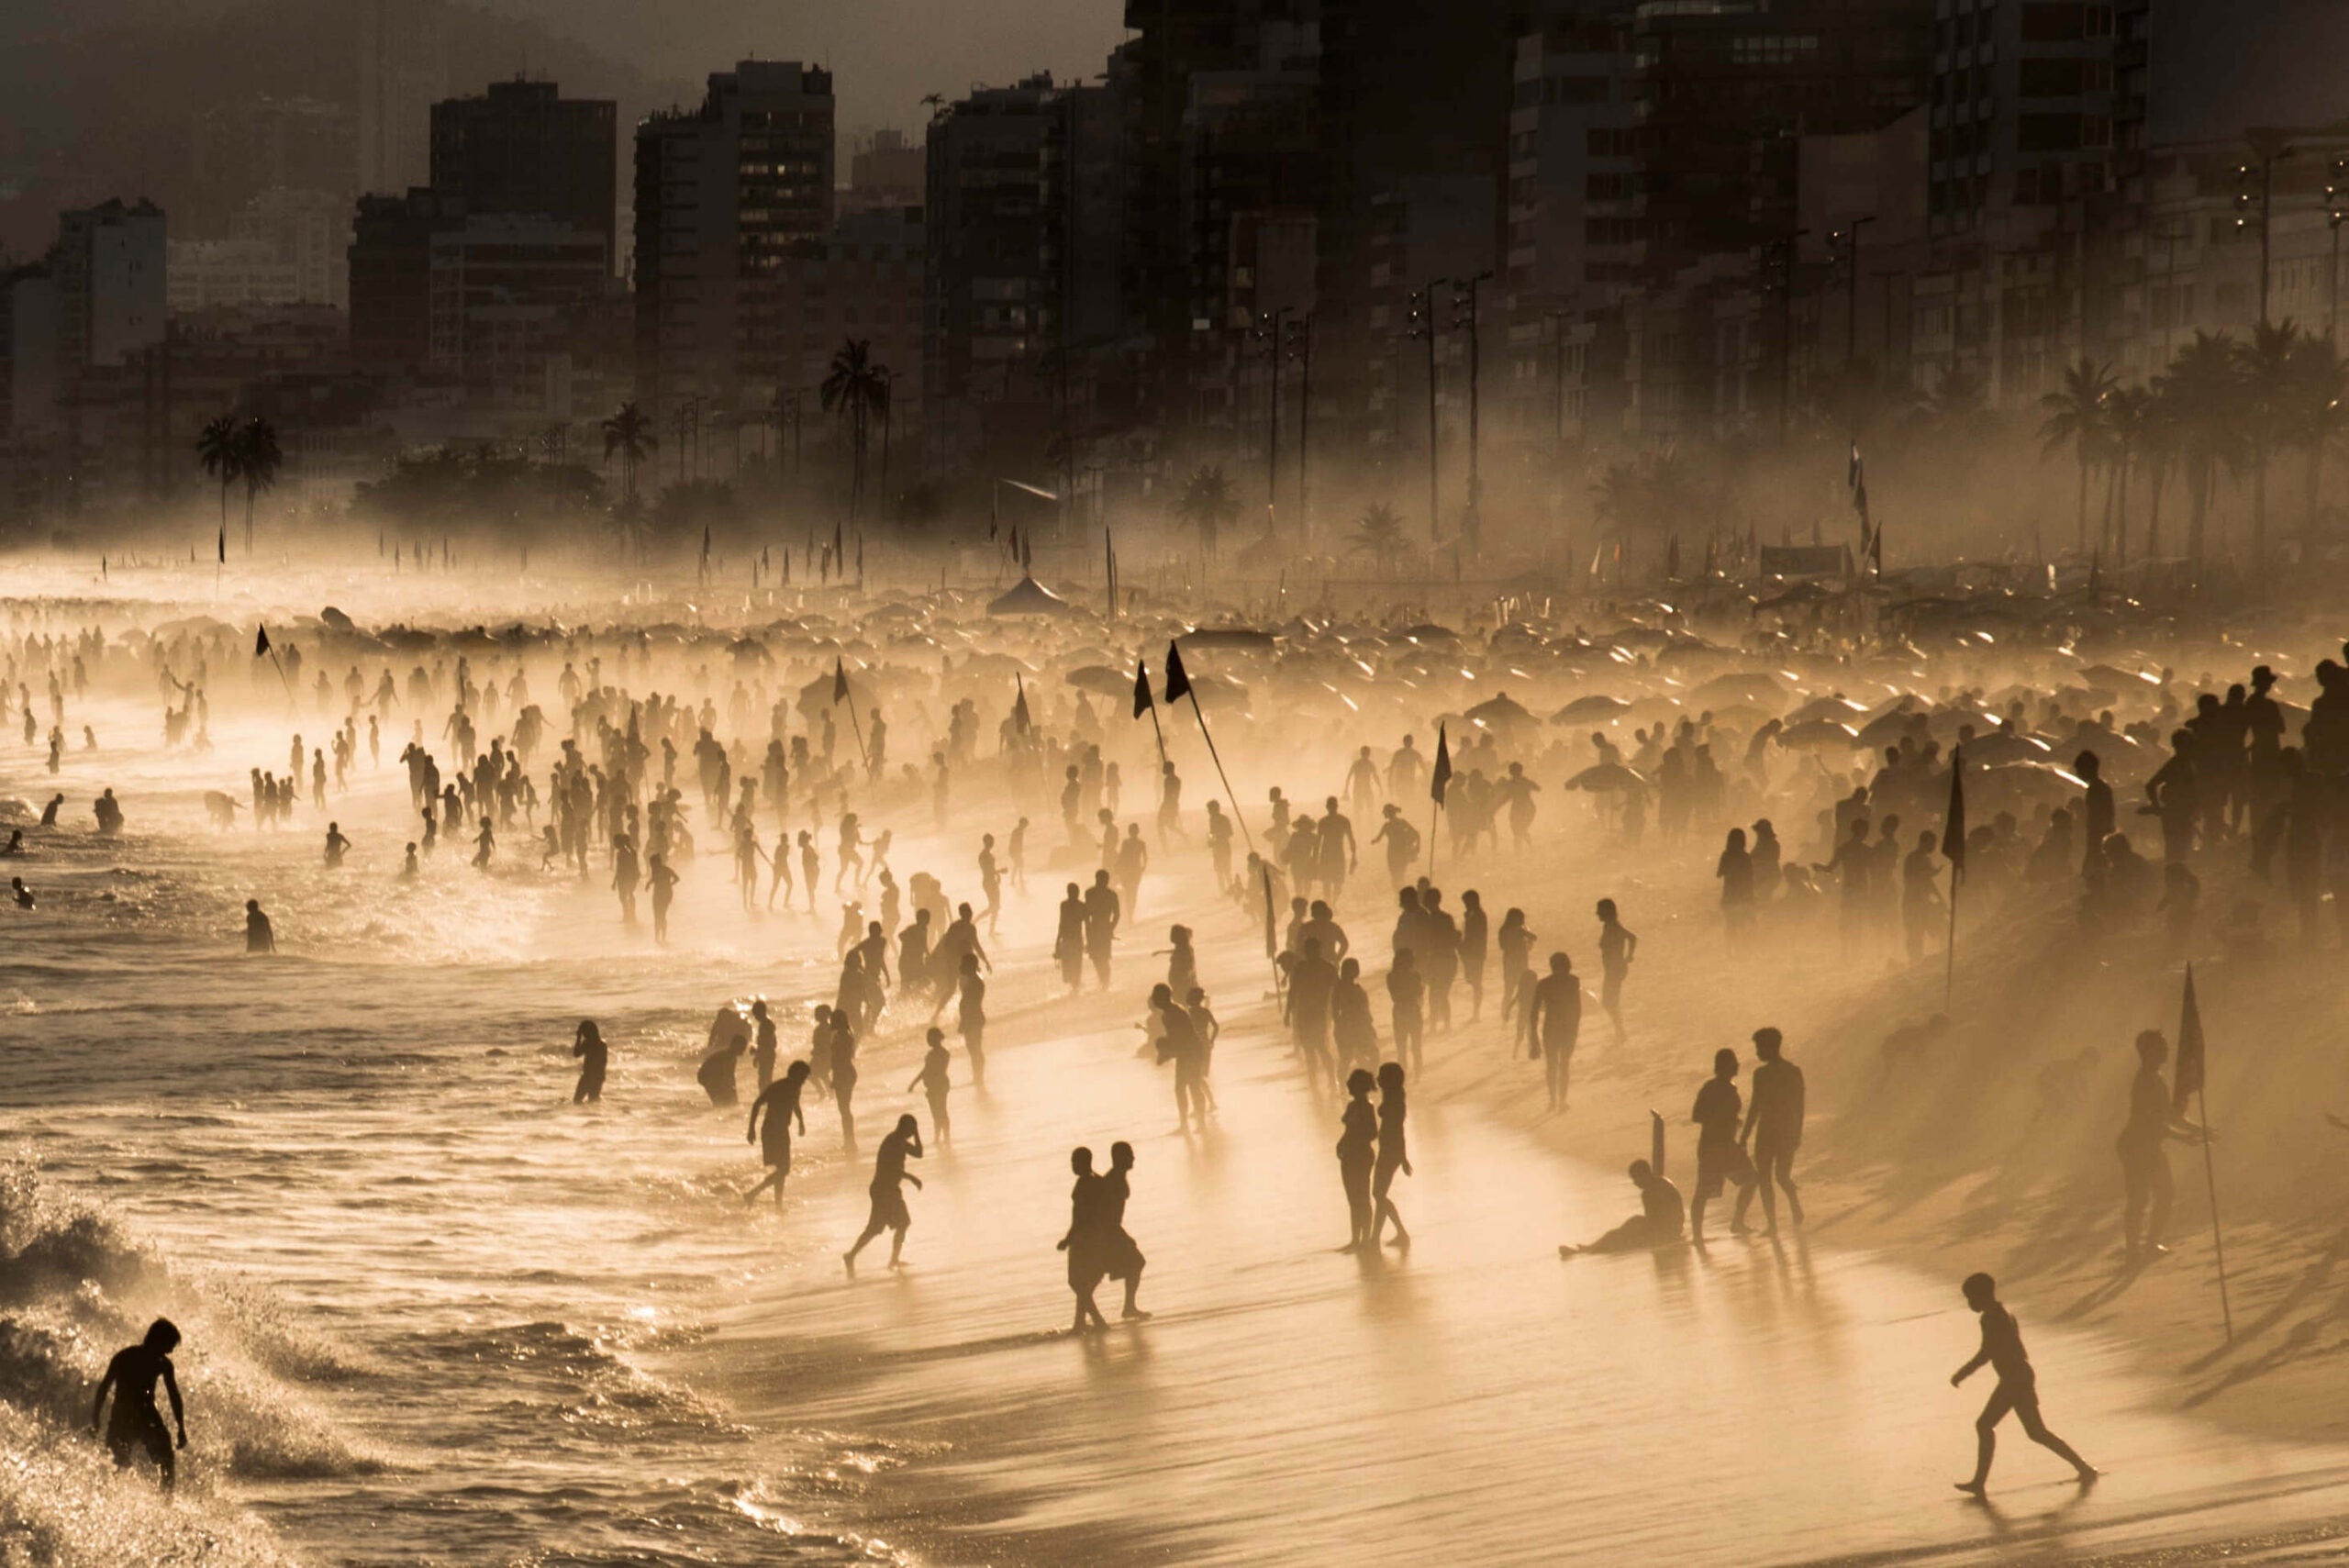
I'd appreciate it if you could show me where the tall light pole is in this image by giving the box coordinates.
[2236,130,2295,326]
[1408,277,1449,542]
[1252,306,1292,535]
[1286,313,1314,549]
[1831,216,1876,372]
[1453,271,1492,556]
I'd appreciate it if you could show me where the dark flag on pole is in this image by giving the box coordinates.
[2174,964,2206,1115]
[1940,745,1965,878]
[1163,640,1192,704]
[254,625,272,658]
[1132,658,1153,719]
[1431,723,1453,805]
[832,519,843,565]
[1012,673,1031,734]
[217,525,227,565]
[1008,525,1018,562]
[1021,528,1032,573]
[831,657,850,705]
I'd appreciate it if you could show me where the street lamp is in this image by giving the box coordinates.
[2235,130,2295,326]
[1407,278,1449,542]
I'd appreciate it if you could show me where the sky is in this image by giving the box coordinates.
[484,0,1133,143]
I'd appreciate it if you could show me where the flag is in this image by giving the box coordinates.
[1868,517,1883,573]
[1665,535,1681,579]
[700,524,710,561]
[1013,673,1031,733]
[2174,964,2205,1115]
[832,519,843,563]
[1132,658,1153,719]
[217,524,226,564]
[1431,723,1453,805]
[1940,745,1965,879]
[254,625,271,658]
[1847,442,1864,491]
[1163,641,1192,704]
[832,657,850,705]
[1008,525,1019,562]
[1021,528,1032,572]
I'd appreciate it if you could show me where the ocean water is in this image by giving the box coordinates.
[6,605,2349,1568]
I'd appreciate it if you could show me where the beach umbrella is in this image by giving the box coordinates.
[1065,665,1133,698]
[1776,718,1862,751]
[1552,694,1631,724]
[1565,762,1649,792]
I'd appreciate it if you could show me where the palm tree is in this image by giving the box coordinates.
[2038,357,2116,551]
[1174,464,1239,560]
[232,417,282,554]
[2234,319,2301,580]
[819,338,890,518]
[2136,380,2179,560]
[195,414,240,547]
[2286,329,2348,551]
[1348,501,1410,573]
[601,402,657,506]
[2156,330,2242,570]
[2101,383,2151,565]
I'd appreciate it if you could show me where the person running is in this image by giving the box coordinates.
[842,1113,924,1277]
[742,1061,810,1209]
[1337,1069,1378,1251]
[909,1029,953,1143]
[1370,1062,1412,1249]
[91,1318,187,1492]
[571,1019,608,1104]
[2118,1028,2202,1262]
[1950,1272,2097,1495]
[1689,1047,1754,1240]
[1524,952,1583,1112]
[1732,1028,1806,1234]
[1596,898,1636,1043]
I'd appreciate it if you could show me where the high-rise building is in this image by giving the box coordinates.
[189,96,361,235]
[350,187,467,371]
[633,61,836,419]
[842,130,926,217]
[356,0,452,194]
[430,79,619,269]
[428,215,614,416]
[923,73,1123,474]
[55,201,169,380]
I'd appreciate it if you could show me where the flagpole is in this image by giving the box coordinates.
[2199,1073,2232,1342]
[1943,869,1959,1008]
[1185,687,1252,857]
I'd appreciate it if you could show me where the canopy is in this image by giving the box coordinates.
[988,574,1080,617]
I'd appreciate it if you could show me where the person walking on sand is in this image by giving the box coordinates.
[1689,1047,1755,1240]
[1370,1062,1413,1249]
[2118,1029,2203,1262]
[742,1061,810,1209]
[1059,1147,1110,1332]
[1596,898,1636,1043]
[1731,1028,1806,1234]
[1524,952,1583,1112]
[1336,1069,1378,1251]
[1094,1141,1151,1320]
[843,1113,924,1277]
[1951,1272,2097,1495]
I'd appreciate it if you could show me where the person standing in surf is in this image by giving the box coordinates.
[91,1318,187,1492]
[571,1019,608,1104]
[743,1061,810,1209]
[844,1113,924,1276]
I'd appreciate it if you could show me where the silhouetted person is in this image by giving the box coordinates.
[92,1318,186,1491]
[1562,1158,1685,1256]
[827,1012,860,1156]
[1689,1047,1754,1240]
[743,1061,810,1208]
[244,897,275,954]
[572,1019,608,1104]
[1525,952,1583,1111]
[955,954,988,1086]
[1731,1028,1805,1233]
[1596,898,1635,1042]
[1059,1148,1110,1331]
[1951,1272,2096,1494]
[1096,1141,1150,1319]
[909,1028,953,1143]
[2118,1028,2202,1262]
[1054,882,1086,992]
[750,1000,779,1092]
[698,1030,747,1107]
[843,1113,924,1276]
[1371,1062,1413,1248]
[1337,1068,1378,1251]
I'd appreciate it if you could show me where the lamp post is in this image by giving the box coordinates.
[1252,306,1293,535]
[1453,270,1493,556]
[1831,216,1876,371]
[1407,277,1449,541]
[1286,312,1314,549]
[2236,130,2295,326]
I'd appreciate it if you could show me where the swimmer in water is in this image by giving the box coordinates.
[400,841,419,880]
[571,1019,607,1104]
[92,1318,187,1492]
[324,821,351,867]
[842,1113,924,1277]
[11,875,33,909]
[244,898,275,953]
